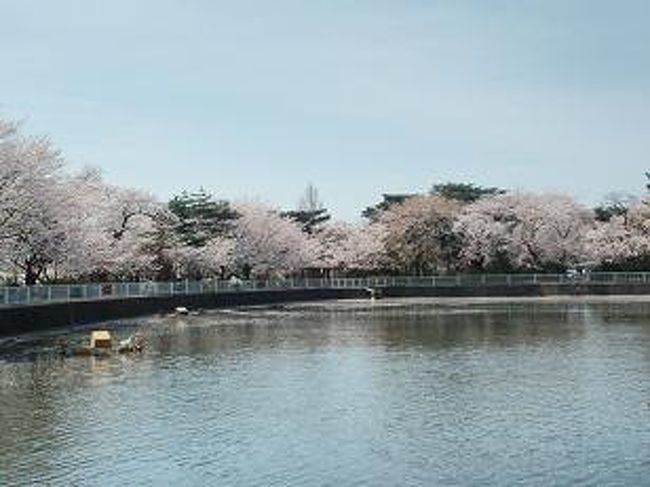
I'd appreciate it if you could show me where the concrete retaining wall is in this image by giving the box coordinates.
[1,283,649,336]
[0,288,366,337]
[382,283,650,298]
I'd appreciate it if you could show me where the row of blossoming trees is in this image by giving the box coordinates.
[1,118,648,285]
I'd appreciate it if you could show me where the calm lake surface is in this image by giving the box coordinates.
[2,297,650,486]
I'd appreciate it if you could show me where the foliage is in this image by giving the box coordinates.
[168,189,238,247]
[362,194,416,221]
[283,208,331,234]
[455,192,590,272]
[593,192,637,222]
[313,221,387,273]
[2,116,649,283]
[0,122,68,284]
[231,203,314,278]
[430,182,505,203]
[379,195,461,274]
[585,202,650,270]
[282,184,331,234]
[363,182,502,222]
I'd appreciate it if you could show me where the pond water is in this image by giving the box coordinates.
[2,297,650,486]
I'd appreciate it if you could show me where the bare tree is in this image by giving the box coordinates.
[283,183,331,234]
[298,183,324,212]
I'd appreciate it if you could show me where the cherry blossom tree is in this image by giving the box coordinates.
[584,201,650,270]
[164,236,235,280]
[455,192,591,272]
[231,203,314,278]
[0,120,73,283]
[7,115,650,283]
[88,186,167,279]
[378,195,461,274]
[313,221,387,274]
[54,168,168,281]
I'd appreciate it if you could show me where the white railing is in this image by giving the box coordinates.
[1,272,649,307]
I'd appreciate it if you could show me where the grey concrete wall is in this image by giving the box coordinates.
[1,283,649,337]
[382,283,650,298]
[0,288,366,337]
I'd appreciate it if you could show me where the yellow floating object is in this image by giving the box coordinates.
[90,330,112,349]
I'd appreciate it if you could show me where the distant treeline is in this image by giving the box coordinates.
[1,117,648,284]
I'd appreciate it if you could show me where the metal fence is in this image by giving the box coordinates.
[1,272,649,307]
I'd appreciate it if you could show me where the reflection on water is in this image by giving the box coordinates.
[2,298,650,485]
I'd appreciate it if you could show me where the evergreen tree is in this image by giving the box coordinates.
[140,210,177,281]
[430,182,505,203]
[594,204,629,222]
[168,189,238,247]
[362,194,416,221]
[593,192,637,222]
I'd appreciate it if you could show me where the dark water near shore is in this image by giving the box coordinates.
[2,297,650,486]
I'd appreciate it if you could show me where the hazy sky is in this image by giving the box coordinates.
[1,0,648,220]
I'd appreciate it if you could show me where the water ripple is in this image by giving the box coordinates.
[2,300,650,485]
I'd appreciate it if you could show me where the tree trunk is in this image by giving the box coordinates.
[24,261,38,285]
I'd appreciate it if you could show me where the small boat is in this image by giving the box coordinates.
[66,330,144,357]
[70,330,113,357]
[90,330,112,349]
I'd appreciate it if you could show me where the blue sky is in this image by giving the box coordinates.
[1,0,648,220]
